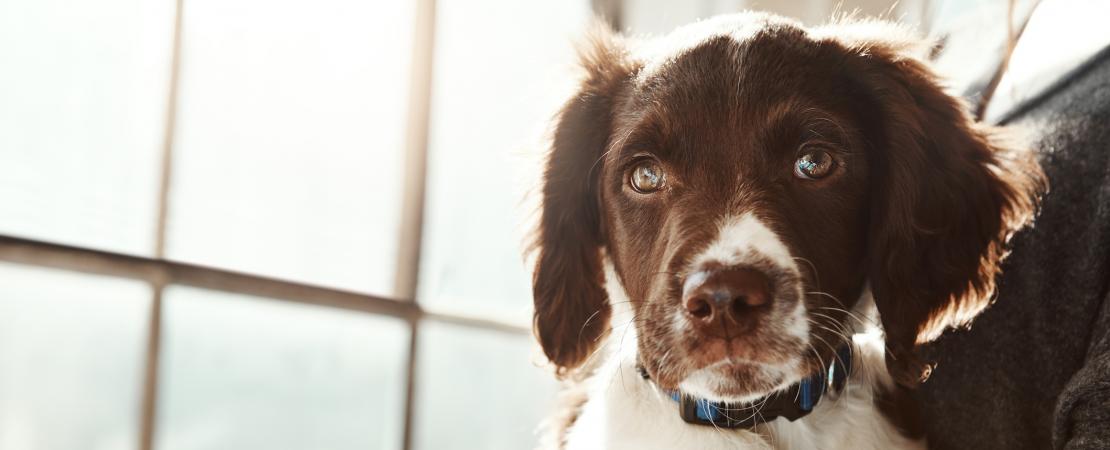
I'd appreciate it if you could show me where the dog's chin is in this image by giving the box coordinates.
[676,359,803,403]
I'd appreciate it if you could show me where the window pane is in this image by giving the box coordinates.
[155,286,408,450]
[165,0,414,295]
[0,0,174,255]
[0,262,151,450]
[418,0,591,322]
[414,322,557,450]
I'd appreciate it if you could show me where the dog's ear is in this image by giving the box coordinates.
[532,25,634,374]
[827,26,1045,387]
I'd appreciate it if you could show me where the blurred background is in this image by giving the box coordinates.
[0,0,1026,449]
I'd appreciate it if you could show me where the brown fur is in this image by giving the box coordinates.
[531,25,636,375]
[818,24,1045,386]
[531,14,1044,423]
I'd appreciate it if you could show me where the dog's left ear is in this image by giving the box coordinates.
[824,25,1046,387]
[531,25,635,375]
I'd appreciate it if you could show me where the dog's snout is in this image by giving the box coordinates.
[683,267,772,337]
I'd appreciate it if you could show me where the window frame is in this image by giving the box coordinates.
[0,0,618,449]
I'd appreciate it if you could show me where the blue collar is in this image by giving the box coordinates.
[642,345,853,429]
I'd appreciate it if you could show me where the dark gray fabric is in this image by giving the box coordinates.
[916,50,1110,450]
[1055,289,1110,449]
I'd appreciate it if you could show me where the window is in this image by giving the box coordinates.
[0,263,151,450]
[155,287,409,450]
[419,0,591,324]
[0,0,586,448]
[165,0,415,294]
[0,0,174,255]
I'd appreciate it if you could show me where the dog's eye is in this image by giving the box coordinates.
[793,150,836,180]
[630,160,665,193]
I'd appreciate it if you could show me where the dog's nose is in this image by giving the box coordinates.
[683,267,772,337]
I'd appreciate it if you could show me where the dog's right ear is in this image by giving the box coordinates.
[533,25,634,374]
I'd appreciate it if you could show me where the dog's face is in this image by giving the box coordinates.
[600,30,872,400]
[533,14,1042,401]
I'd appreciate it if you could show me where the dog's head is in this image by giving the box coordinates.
[532,14,1043,400]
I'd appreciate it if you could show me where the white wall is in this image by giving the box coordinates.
[620,0,930,35]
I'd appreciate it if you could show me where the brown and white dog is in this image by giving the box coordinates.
[531,13,1044,450]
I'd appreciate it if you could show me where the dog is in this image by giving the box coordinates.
[530,13,1044,450]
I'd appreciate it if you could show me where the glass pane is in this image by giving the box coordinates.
[165,0,415,295]
[414,321,557,450]
[0,262,151,450]
[155,286,408,450]
[0,0,175,255]
[418,0,591,322]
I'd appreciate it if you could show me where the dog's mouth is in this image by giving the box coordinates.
[655,311,860,404]
[673,350,810,403]
[639,301,819,403]
[667,295,813,402]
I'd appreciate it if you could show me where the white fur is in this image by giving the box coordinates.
[688,213,798,275]
[677,357,805,405]
[561,288,924,450]
[677,214,810,400]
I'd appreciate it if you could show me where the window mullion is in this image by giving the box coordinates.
[396,0,437,447]
[139,0,186,446]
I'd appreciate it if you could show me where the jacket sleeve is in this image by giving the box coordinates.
[1054,289,1110,449]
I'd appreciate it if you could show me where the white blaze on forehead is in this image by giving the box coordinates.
[689,212,798,273]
